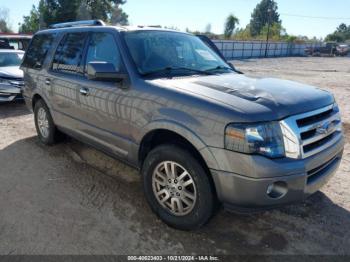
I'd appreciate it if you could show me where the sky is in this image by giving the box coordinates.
[2,0,350,38]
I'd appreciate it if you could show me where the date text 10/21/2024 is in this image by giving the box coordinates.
[127,255,220,261]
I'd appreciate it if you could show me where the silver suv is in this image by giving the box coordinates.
[21,20,344,230]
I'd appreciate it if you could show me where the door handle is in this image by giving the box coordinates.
[45,78,51,85]
[80,87,89,96]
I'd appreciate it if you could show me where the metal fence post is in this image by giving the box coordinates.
[251,42,254,58]
[242,41,245,58]
[231,42,234,60]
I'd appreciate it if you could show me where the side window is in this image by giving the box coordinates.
[22,33,55,69]
[52,32,87,74]
[85,33,121,71]
[9,40,19,50]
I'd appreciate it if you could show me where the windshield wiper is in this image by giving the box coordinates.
[205,65,233,72]
[142,67,215,77]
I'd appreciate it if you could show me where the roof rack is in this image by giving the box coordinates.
[49,20,105,29]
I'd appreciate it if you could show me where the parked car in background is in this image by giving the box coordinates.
[21,20,344,230]
[0,50,25,102]
[0,33,32,51]
[305,42,349,57]
[336,44,349,56]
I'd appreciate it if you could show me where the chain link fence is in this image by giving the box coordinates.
[212,40,323,59]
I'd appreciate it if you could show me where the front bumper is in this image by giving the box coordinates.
[0,85,23,102]
[209,135,344,211]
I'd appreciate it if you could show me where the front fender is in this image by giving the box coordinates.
[138,119,220,170]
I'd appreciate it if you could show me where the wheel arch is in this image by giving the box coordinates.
[138,121,219,172]
[31,92,51,111]
[32,93,44,109]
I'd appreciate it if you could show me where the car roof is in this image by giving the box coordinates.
[0,49,25,54]
[37,25,190,35]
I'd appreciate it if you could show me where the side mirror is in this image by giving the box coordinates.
[87,62,128,82]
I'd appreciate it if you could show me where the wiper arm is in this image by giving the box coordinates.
[142,67,214,76]
[206,65,244,74]
[205,65,233,72]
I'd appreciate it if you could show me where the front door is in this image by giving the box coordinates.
[74,32,133,160]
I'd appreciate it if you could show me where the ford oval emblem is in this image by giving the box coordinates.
[316,121,333,135]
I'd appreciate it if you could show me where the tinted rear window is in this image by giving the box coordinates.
[22,33,55,69]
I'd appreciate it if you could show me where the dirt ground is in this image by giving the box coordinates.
[0,57,349,255]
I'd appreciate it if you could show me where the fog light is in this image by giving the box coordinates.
[267,181,288,199]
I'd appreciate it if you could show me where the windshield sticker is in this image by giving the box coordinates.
[195,49,216,61]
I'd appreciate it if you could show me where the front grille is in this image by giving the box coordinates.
[280,104,343,159]
[296,108,333,127]
[303,132,338,153]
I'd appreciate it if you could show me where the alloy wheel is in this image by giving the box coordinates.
[152,161,197,216]
[37,107,49,138]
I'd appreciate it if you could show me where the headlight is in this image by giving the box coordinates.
[0,78,11,85]
[0,78,23,87]
[225,122,285,158]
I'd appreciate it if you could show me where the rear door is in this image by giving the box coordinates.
[47,32,88,131]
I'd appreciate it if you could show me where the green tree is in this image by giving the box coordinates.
[249,0,280,37]
[19,0,128,33]
[326,23,350,42]
[110,2,129,25]
[257,22,286,41]
[224,14,239,39]
[233,26,251,40]
[76,0,92,20]
[233,23,288,41]
[19,5,40,33]
[0,7,12,33]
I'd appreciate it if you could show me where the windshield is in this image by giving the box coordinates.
[123,31,231,76]
[0,53,24,67]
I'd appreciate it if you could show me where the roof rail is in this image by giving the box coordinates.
[49,20,105,29]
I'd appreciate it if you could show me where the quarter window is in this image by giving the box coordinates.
[85,33,121,71]
[22,33,55,69]
[52,32,87,74]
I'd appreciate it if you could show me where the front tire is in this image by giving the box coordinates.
[142,144,215,230]
[34,99,61,145]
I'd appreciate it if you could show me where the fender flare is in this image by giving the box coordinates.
[31,91,52,110]
[138,120,220,170]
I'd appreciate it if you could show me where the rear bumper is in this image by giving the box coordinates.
[209,135,344,211]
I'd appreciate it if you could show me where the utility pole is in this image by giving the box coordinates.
[265,8,272,58]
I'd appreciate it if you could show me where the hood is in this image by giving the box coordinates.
[150,73,334,121]
[0,66,23,79]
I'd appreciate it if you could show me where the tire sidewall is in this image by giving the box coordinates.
[142,145,214,230]
[34,100,56,145]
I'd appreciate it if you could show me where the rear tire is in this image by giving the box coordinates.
[34,99,62,145]
[142,144,215,230]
